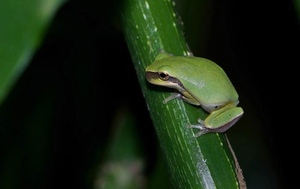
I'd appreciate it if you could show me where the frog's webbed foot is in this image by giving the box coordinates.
[187,118,210,137]
[163,93,182,104]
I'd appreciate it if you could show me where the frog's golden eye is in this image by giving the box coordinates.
[158,72,169,81]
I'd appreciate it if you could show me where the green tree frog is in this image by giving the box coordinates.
[145,52,244,137]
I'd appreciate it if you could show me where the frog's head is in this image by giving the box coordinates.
[146,65,185,91]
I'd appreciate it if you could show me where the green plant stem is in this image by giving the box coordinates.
[120,0,246,188]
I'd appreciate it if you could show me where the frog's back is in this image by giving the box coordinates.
[165,56,239,104]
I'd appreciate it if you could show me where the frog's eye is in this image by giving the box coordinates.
[158,72,169,81]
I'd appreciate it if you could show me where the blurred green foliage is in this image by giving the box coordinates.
[0,0,65,105]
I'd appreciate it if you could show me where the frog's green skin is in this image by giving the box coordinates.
[145,52,244,137]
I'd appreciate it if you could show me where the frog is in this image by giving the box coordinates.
[145,52,244,137]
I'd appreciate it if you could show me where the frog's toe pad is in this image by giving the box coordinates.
[193,130,209,137]
[187,124,210,137]
[187,124,203,129]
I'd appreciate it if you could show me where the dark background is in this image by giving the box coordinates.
[0,0,299,188]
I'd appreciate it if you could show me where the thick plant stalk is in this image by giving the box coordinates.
[120,0,246,188]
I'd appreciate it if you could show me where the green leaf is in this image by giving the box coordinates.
[0,0,66,105]
[120,0,246,188]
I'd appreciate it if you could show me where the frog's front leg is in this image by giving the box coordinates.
[163,93,182,104]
